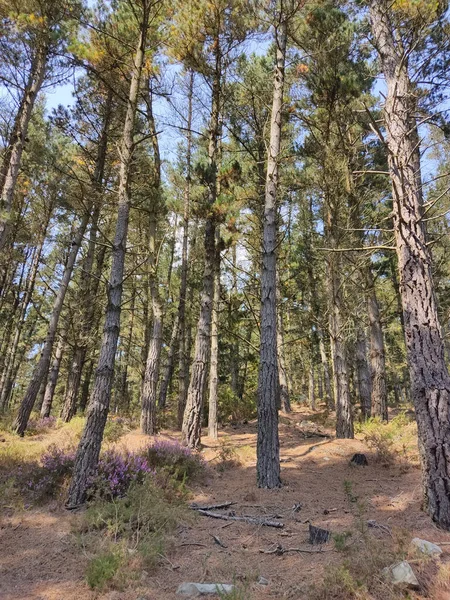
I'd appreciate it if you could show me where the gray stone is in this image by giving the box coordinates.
[382,561,419,588]
[176,583,235,596]
[411,537,442,557]
[258,576,269,586]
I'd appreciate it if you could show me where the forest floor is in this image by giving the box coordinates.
[2,405,450,600]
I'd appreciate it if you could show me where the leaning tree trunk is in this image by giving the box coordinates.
[66,11,149,508]
[370,0,450,529]
[182,49,221,449]
[13,211,91,435]
[256,19,287,489]
[61,92,112,420]
[208,240,220,440]
[0,40,48,251]
[41,331,66,418]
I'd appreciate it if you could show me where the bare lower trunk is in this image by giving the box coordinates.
[355,326,371,420]
[67,13,149,508]
[182,220,215,448]
[370,0,450,529]
[276,273,291,413]
[79,361,93,413]
[326,253,353,439]
[308,363,315,410]
[141,219,164,435]
[257,19,286,489]
[14,212,90,435]
[158,314,179,410]
[367,281,388,420]
[318,331,333,409]
[208,243,220,440]
[41,331,66,418]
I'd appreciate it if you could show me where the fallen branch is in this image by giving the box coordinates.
[196,510,284,529]
[259,544,330,555]
[190,501,236,511]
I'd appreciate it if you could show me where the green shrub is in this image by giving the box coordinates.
[218,384,256,423]
[103,418,126,443]
[86,550,122,590]
[358,412,417,466]
[81,476,193,568]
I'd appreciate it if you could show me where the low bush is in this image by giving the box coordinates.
[357,412,418,466]
[26,416,58,436]
[103,417,127,443]
[144,439,205,481]
[79,475,193,587]
[89,450,154,500]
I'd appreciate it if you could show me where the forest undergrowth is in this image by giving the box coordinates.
[2,405,450,600]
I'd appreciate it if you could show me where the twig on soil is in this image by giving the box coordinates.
[367,520,393,537]
[259,544,331,555]
[196,509,284,529]
[190,501,236,511]
[178,542,208,547]
[212,535,228,548]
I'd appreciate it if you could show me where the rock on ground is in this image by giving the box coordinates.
[176,583,235,596]
[382,561,419,588]
[411,538,442,557]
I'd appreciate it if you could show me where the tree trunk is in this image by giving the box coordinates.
[318,331,333,410]
[41,331,66,418]
[370,0,450,529]
[67,12,149,508]
[208,240,220,440]
[61,92,112,420]
[256,19,286,489]
[367,278,388,420]
[141,217,164,435]
[0,41,48,251]
[277,292,291,413]
[326,251,353,438]
[158,313,179,410]
[182,52,221,449]
[13,210,91,435]
[355,325,371,420]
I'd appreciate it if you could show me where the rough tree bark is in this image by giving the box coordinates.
[276,269,291,413]
[256,17,287,489]
[369,0,450,529]
[141,80,164,435]
[66,8,149,508]
[141,216,164,434]
[208,238,221,439]
[355,325,371,419]
[182,48,221,449]
[177,73,194,428]
[367,274,388,420]
[326,248,354,438]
